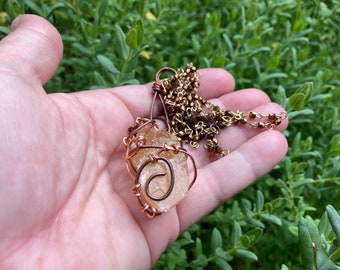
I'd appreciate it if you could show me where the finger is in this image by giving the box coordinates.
[198,68,235,99]
[177,130,288,231]
[68,68,236,157]
[216,102,288,150]
[109,68,236,120]
[185,88,287,166]
[211,88,272,110]
[213,89,288,152]
[0,14,63,86]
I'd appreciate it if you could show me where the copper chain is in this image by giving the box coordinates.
[152,63,287,156]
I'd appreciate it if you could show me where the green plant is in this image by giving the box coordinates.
[298,205,340,270]
[1,0,340,269]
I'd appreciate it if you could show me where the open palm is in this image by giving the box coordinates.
[0,15,288,269]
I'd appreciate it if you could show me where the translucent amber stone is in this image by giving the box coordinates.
[129,123,190,213]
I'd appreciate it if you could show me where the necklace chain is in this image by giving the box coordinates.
[152,63,286,156]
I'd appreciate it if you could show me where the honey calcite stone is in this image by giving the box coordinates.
[129,123,190,213]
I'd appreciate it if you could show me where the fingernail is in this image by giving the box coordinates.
[11,15,23,31]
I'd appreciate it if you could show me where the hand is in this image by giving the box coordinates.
[0,15,288,269]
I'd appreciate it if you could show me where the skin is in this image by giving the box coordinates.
[0,15,288,269]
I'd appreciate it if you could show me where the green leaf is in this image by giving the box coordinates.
[330,247,340,262]
[245,212,265,228]
[168,241,183,257]
[288,109,314,120]
[234,249,258,261]
[298,224,314,269]
[281,264,290,270]
[288,226,299,237]
[318,212,333,237]
[97,0,108,19]
[293,178,314,188]
[231,221,242,247]
[164,246,187,269]
[135,19,144,46]
[262,72,288,82]
[326,205,340,247]
[297,82,314,104]
[126,28,138,50]
[266,56,280,70]
[298,217,322,269]
[194,237,203,257]
[177,231,194,247]
[240,235,250,249]
[256,190,264,212]
[0,26,10,35]
[288,93,305,111]
[96,54,120,83]
[266,198,288,214]
[241,198,252,212]
[46,2,69,19]
[222,33,234,55]
[25,0,43,15]
[96,54,120,75]
[319,2,332,17]
[289,82,314,111]
[181,231,193,244]
[211,227,223,253]
[316,249,338,270]
[191,254,208,267]
[93,71,107,87]
[245,228,263,246]
[260,214,282,226]
[95,33,111,54]
[215,258,232,270]
[293,19,306,33]
[212,55,226,67]
[249,37,261,47]
[119,78,139,85]
[215,247,229,261]
[114,25,129,59]
[72,43,91,57]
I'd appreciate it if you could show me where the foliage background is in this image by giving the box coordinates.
[1,0,340,269]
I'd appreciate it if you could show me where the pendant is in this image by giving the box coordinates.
[124,118,196,218]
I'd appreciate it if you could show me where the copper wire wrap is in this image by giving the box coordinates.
[124,119,197,218]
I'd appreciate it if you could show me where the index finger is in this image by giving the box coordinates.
[109,67,236,121]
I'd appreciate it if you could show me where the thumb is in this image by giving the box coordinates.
[0,14,63,86]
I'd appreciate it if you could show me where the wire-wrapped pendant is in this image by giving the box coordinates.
[123,63,286,218]
[124,118,196,218]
